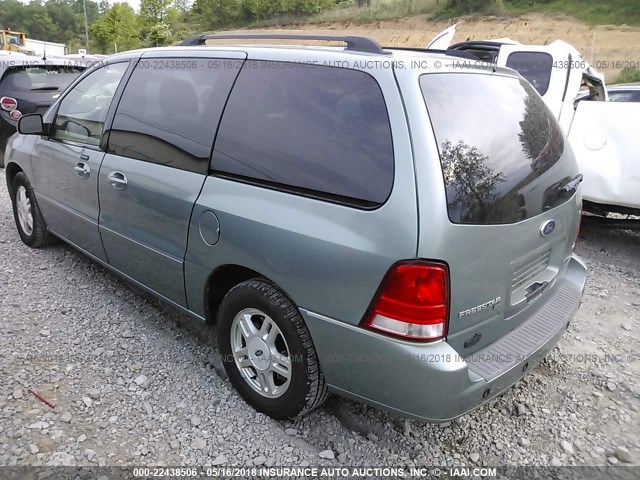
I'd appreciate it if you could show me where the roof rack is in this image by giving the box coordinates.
[179,33,389,55]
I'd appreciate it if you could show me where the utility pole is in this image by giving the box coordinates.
[83,0,90,52]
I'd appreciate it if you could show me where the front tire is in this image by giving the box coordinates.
[217,279,329,419]
[11,172,53,248]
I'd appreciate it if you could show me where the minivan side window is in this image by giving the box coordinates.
[51,62,128,147]
[212,61,394,207]
[107,58,242,174]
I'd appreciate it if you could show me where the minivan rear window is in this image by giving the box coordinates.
[421,73,579,225]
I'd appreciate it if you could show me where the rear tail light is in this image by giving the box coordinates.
[0,97,18,111]
[362,261,450,342]
[9,110,21,120]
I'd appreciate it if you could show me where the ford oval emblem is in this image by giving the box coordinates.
[540,220,556,237]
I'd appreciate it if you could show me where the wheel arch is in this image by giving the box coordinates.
[204,264,290,325]
[5,162,23,196]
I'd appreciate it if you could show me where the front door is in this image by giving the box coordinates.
[30,61,129,260]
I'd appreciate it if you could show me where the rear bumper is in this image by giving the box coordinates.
[302,255,587,422]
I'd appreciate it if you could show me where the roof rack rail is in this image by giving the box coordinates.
[179,33,389,55]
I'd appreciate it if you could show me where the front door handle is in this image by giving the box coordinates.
[74,162,90,179]
[108,171,127,190]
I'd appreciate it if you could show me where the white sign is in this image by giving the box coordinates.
[78,48,87,55]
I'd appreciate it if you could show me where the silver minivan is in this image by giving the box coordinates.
[4,34,587,421]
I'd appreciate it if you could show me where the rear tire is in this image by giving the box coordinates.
[217,279,329,419]
[11,172,53,248]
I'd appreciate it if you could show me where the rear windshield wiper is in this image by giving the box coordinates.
[31,86,59,91]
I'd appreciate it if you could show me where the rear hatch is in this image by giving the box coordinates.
[0,64,85,123]
[419,72,582,355]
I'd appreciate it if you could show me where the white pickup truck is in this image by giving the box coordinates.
[428,26,640,228]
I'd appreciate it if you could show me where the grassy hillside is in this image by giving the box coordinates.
[503,0,640,27]
[242,11,640,82]
[312,0,439,23]
[614,67,640,84]
[283,0,640,27]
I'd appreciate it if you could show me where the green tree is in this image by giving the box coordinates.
[0,0,92,45]
[164,4,192,41]
[193,0,238,27]
[0,0,32,32]
[138,0,173,46]
[72,0,101,24]
[518,88,563,173]
[173,0,190,13]
[25,7,59,40]
[140,0,171,23]
[243,0,281,19]
[241,0,336,20]
[90,2,141,53]
[440,140,506,223]
[145,21,172,46]
[45,0,82,43]
[518,93,550,162]
[284,0,334,15]
[97,0,109,13]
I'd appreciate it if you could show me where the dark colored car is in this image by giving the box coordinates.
[0,54,85,167]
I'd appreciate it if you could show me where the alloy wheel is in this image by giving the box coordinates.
[230,308,292,398]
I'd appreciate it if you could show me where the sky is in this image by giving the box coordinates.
[121,0,140,12]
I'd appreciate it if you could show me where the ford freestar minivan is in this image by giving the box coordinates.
[4,34,587,421]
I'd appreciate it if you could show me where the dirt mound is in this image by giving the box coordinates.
[238,13,640,80]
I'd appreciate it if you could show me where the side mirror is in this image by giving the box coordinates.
[18,114,46,135]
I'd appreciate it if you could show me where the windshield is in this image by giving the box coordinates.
[421,72,579,225]
[0,66,85,92]
[6,33,21,45]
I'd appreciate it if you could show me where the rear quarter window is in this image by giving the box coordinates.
[421,72,579,225]
[212,61,394,207]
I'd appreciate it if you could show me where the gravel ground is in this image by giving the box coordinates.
[0,167,638,468]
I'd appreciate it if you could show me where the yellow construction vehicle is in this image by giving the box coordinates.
[0,29,35,55]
